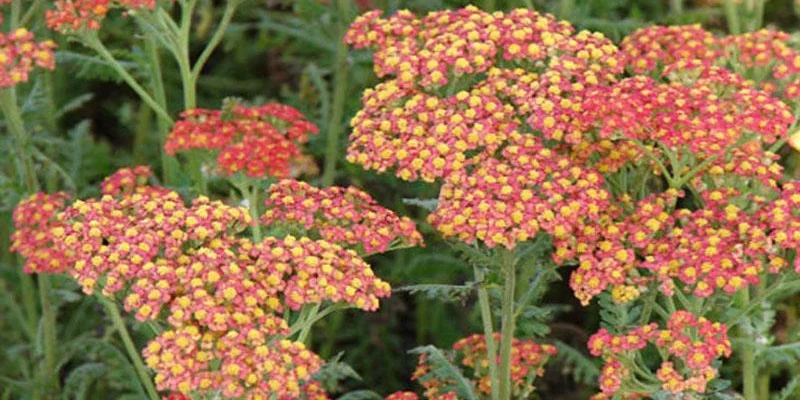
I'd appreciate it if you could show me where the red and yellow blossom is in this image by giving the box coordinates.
[165,103,318,178]
[412,334,556,399]
[0,28,56,87]
[428,132,609,249]
[46,0,156,33]
[262,179,423,254]
[10,192,71,273]
[250,235,392,311]
[589,311,731,397]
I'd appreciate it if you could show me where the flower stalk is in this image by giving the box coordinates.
[497,248,516,400]
[101,297,160,400]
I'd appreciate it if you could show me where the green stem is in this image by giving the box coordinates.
[178,0,199,109]
[1,87,61,395]
[321,0,352,187]
[670,0,683,14]
[497,249,516,400]
[144,37,179,186]
[297,304,320,343]
[82,34,174,125]
[1,88,38,192]
[101,297,160,400]
[474,266,500,400]
[247,184,262,242]
[739,288,757,400]
[38,275,59,395]
[724,0,742,35]
[20,0,44,26]
[190,0,242,83]
[189,155,208,195]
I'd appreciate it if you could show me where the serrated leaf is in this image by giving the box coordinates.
[402,197,438,211]
[55,51,138,83]
[396,283,475,303]
[62,363,106,400]
[337,390,384,400]
[772,376,800,400]
[408,346,478,400]
[552,340,600,386]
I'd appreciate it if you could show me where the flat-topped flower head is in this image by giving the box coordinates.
[0,28,56,87]
[145,330,323,399]
[262,179,422,254]
[251,235,391,311]
[58,186,252,303]
[346,81,517,182]
[100,165,170,197]
[589,312,731,397]
[620,25,719,74]
[10,192,71,273]
[165,103,318,178]
[385,392,418,400]
[46,0,156,33]
[345,6,623,182]
[429,132,609,249]
[413,333,556,398]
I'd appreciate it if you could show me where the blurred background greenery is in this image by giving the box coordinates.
[3,0,800,399]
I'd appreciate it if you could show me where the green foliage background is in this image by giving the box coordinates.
[3,0,800,399]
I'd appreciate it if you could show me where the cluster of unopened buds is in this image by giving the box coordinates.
[165,102,319,178]
[589,311,732,397]
[404,334,555,399]
[262,179,423,254]
[0,28,56,87]
[10,165,421,399]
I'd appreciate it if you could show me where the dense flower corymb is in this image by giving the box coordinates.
[46,0,157,33]
[412,334,556,398]
[344,6,623,182]
[0,28,56,87]
[165,104,318,178]
[429,132,609,249]
[10,192,70,273]
[262,179,423,254]
[589,311,731,397]
[250,235,392,311]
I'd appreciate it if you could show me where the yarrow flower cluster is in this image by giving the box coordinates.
[9,166,407,398]
[429,132,609,249]
[619,24,720,74]
[10,192,70,273]
[589,311,731,397]
[411,334,556,399]
[165,103,318,178]
[250,235,392,311]
[46,0,156,33]
[0,28,56,87]
[262,179,423,254]
[344,6,622,182]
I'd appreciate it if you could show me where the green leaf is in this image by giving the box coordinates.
[552,340,600,386]
[337,390,384,400]
[314,352,362,393]
[408,345,478,400]
[62,363,106,400]
[396,283,475,303]
[772,376,800,400]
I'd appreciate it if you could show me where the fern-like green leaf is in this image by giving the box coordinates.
[62,362,106,400]
[313,352,362,393]
[396,283,475,303]
[772,376,800,400]
[55,51,138,83]
[552,340,600,386]
[337,390,384,400]
[408,345,478,400]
